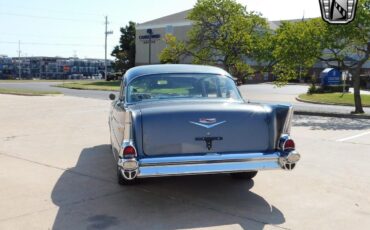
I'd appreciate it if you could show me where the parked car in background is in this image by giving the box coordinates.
[106,72,123,81]
[92,73,102,80]
[68,74,84,80]
[108,64,300,185]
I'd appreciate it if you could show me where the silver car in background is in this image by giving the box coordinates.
[109,64,300,185]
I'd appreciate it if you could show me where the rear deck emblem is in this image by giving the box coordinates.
[319,0,358,24]
[199,118,217,124]
[190,119,226,129]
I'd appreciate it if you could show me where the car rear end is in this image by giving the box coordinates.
[116,102,300,181]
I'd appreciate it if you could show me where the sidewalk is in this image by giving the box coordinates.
[349,88,370,95]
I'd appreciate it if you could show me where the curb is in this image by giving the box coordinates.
[0,93,63,97]
[295,96,370,119]
[296,96,360,107]
[294,110,370,119]
[263,82,309,86]
[53,84,118,92]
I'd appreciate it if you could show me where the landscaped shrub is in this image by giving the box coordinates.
[322,85,350,93]
[308,85,317,94]
[307,85,349,94]
[307,85,323,94]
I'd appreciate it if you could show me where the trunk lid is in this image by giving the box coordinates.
[139,101,273,156]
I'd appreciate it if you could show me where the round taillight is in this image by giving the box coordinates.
[123,146,136,158]
[283,139,295,151]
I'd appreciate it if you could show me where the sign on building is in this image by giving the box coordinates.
[139,34,161,44]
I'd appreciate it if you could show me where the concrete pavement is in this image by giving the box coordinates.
[0,94,369,230]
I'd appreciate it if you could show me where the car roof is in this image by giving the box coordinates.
[123,64,231,83]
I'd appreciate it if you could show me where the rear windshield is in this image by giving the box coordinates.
[126,73,242,103]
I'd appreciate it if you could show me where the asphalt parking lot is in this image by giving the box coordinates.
[0,94,369,230]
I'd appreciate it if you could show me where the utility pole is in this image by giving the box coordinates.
[18,40,21,80]
[104,16,113,80]
[147,29,153,64]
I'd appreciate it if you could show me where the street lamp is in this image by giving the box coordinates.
[147,29,153,64]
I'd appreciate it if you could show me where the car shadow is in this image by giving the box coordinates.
[51,145,285,230]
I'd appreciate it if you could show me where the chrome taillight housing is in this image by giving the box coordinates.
[283,139,295,151]
[123,145,137,159]
[279,135,295,152]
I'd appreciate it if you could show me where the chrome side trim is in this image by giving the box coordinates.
[123,111,133,141]
[282,106,293,134]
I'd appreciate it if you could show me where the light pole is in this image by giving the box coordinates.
[105,16,113,79]
[147,29,153,64]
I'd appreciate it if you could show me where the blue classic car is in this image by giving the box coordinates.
[109,64,300,185]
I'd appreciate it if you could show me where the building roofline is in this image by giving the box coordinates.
[137,9,192,30]
[136,8,319,31]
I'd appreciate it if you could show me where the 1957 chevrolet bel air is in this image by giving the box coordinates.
[108,64,300,185]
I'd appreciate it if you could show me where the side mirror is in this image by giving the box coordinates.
[109,93,116,100]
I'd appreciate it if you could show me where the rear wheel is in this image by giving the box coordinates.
[230,171,257,180]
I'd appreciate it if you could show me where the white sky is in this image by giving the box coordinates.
[0,0,321,59]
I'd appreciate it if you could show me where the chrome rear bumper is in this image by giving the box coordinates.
[118,151,300,179]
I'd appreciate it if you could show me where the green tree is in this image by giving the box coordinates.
[272,18,326,84]
[159,34,186,64]
[320,0,370,113]
[250,28,278,73]
[273,0,369,113]
[111,21,136,72]
[160,0,269,80]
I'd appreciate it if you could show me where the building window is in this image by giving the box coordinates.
[165,25,173,34]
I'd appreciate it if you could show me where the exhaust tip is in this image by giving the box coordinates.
[118,158,139,180]
[287,152,300,163]
[121,168,138,180]
[279,151,300,170]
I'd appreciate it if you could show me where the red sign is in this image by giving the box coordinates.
[63,66,70,72]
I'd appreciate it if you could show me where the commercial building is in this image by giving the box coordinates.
[0,55,14,77]
[135,10,370,84]
[135,10,304,65]
[136,10,192,65]
[0,56,113,79]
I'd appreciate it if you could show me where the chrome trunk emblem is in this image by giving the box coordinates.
[190,118,226,129]
[199,118,217,124]
[319,0,358,24]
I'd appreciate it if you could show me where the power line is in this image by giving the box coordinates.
[0,5,104,17]
[0,41,103,47]
[1,33,102,40]
[0,12,102,23]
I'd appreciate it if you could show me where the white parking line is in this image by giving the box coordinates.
[336,131,370,142]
